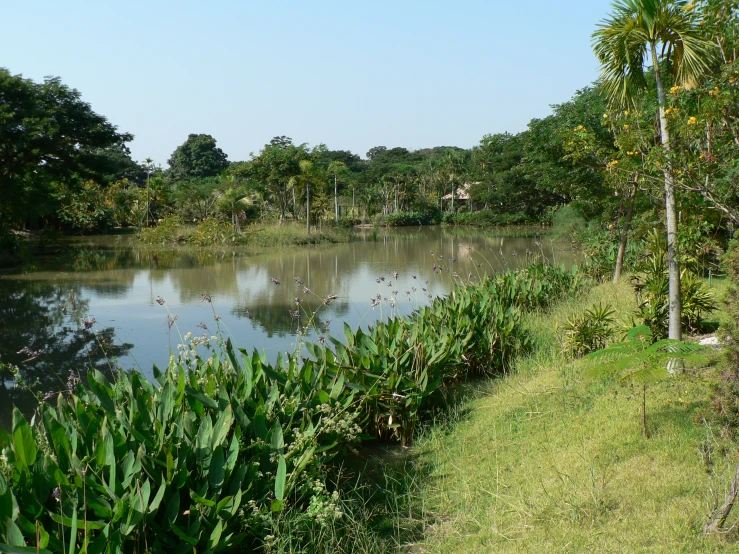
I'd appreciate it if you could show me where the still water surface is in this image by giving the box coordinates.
[0,227,572,425]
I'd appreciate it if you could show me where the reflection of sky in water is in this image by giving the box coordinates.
[0,227,574,425]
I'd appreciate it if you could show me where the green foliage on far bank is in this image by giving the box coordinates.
[137,216,355,248]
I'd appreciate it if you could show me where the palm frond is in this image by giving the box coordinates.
[592,0,714,106]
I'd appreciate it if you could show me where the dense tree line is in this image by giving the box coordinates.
[1,1,738,285]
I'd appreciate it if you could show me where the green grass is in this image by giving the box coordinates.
[405,280,739,553]
[138,218,355,248]
[245,222,355,247]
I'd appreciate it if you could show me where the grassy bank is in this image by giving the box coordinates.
[138,216,355,247]
[408,279,738,553]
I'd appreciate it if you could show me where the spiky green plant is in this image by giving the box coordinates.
[560,302,616,358]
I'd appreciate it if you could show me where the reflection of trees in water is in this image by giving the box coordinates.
[232,300,350,338]
[38,242,246,274]
[0,280,132,428]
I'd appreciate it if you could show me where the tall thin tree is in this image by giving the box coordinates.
[592,0,714,340]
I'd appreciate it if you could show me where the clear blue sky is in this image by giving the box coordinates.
[2,0,613,166]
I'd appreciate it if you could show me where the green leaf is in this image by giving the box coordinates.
[196,414,214,462]
[225,434,238,472]
[87,371,116,416]
[0,472,15,522]
[190,493,215,508]
[330,373,345,399]
[275,455,286,501]
[6,520,25,547]
[209,446,226,491]
[44,409,71,470]
[209,519,224,550]
[226,338,241,372]
[211,405,233,449]
[186,386,218,410]
[148,481,166,514]
[0,544,52,554]
[164,491,180,524]
[271,420,284,452]
[69,503,78,554]
[171,523,199,545]
[11,408,36,472]
[103,427,119,493]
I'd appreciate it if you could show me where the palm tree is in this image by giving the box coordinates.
[592,0,713,340]
[143,157,154,227]
[327,160,348,223]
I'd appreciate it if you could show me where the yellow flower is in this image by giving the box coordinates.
[709,87,720,96]
[730,77,735,84]
[623,124,630,130]
[606,160,619,170]
[602,113,609,119]
[669,85,682,94]
[624,110,630,116]
[687,116,698,125]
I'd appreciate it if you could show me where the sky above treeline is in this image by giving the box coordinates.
[3,0,614,167]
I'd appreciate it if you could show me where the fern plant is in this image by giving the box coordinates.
[585,326,705,437]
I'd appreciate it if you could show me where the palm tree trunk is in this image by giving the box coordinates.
[306,183,310,235]
[613,178,638,283]
[334,174,339,224]
[651,42,682,341]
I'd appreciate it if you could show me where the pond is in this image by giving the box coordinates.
[0,226,573,426]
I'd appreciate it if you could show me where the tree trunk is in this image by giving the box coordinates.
[704,464,739,534]
[613,179,638,283]
[651,42,682,341]
[334,174,339,224]
[641,382,649,438]
[306,183,310,235]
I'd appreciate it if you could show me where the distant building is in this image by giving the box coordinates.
[442,183,479,210]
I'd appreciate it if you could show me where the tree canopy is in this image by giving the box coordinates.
[166,133,229,182]
[0,68,133,228]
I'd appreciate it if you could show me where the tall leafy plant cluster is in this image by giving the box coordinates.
[0,264,582,552]
[632,232,716,338]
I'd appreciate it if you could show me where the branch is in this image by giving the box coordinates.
[704,464,739,534]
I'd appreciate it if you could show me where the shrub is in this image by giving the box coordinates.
[711,240,739,439]
[632,241,716,338]
[560,302,616,358]
[138,215,186,244]
[442,210,532,227]
[384,208,440,227]
[1,340,361,552]
[188,216,234,246]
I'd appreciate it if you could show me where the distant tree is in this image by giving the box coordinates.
[0,69,132,229]
[167,133,229,182]
[327,160,349,222]
[366,146,388,161]
[244,137,309,221]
